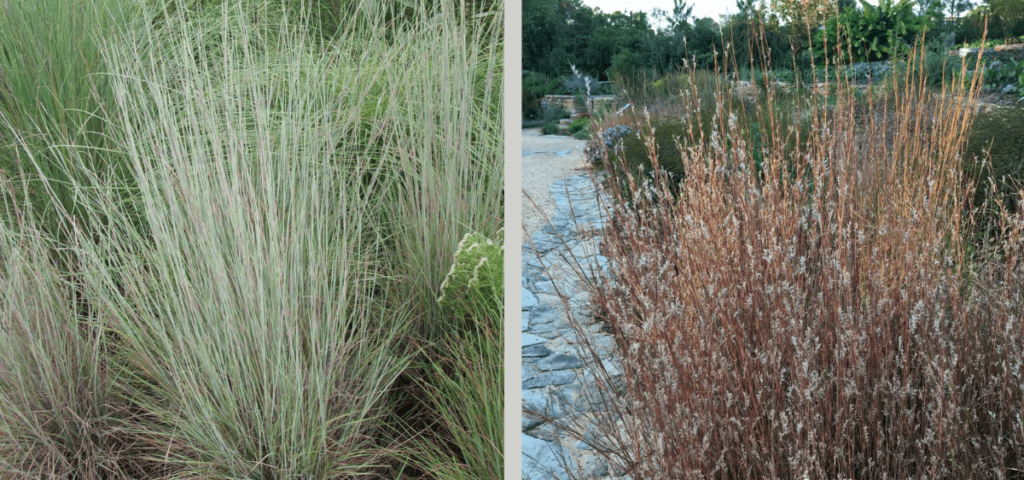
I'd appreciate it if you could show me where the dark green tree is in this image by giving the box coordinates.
[652,0,695,33]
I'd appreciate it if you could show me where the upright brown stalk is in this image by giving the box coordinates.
[544,36,1024,479]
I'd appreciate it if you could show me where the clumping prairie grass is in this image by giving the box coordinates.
[383,0,504,329]
[0,194,144,479]
[544,43,1024,478]
[379,5,504,474]
[411,230,504,480]
[0,0,502,478]
[0,0,133,244]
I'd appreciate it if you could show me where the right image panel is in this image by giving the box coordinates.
[520,0,1024,478]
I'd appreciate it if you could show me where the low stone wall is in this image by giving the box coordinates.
[950,43,1024,57]
[541,95,620,113]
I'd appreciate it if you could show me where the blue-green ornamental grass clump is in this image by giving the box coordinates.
[0,0,504,477]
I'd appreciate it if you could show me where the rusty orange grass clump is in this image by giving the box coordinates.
[582,44,1024,478]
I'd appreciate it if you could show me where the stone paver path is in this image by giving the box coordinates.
[521,174,627,480]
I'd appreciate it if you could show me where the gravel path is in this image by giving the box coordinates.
[521,128,589,237]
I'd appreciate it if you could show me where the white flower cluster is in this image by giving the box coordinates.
[436,228,504,305]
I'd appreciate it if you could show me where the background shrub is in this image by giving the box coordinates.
[958,5,1024,45]
[568,116,591,134]
[612,119,689,179]
[965,106,1024,225]
[608,49,653,89]
[976,57,1024,95]
[816,0,924,63]
[523,70,568,120]
[606,76,807,190]
[922,48,964,85]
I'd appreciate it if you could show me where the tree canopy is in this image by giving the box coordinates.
[523,0,1024,87]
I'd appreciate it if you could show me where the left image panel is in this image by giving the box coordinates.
[0,1,503,479]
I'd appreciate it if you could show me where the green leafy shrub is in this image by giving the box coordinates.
[816,0,924,63]
[771,68,796,83]
[610,108,806,188]
[547,104,571,121]
[978,57,1024,95]
[542,122,561,135]
[613,119,689,179]
[569,116,591,133]
[923,48,963,86]
[574,129,591,140]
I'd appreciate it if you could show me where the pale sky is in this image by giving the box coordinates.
[580,0,739,26]
[581,0,881,28]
